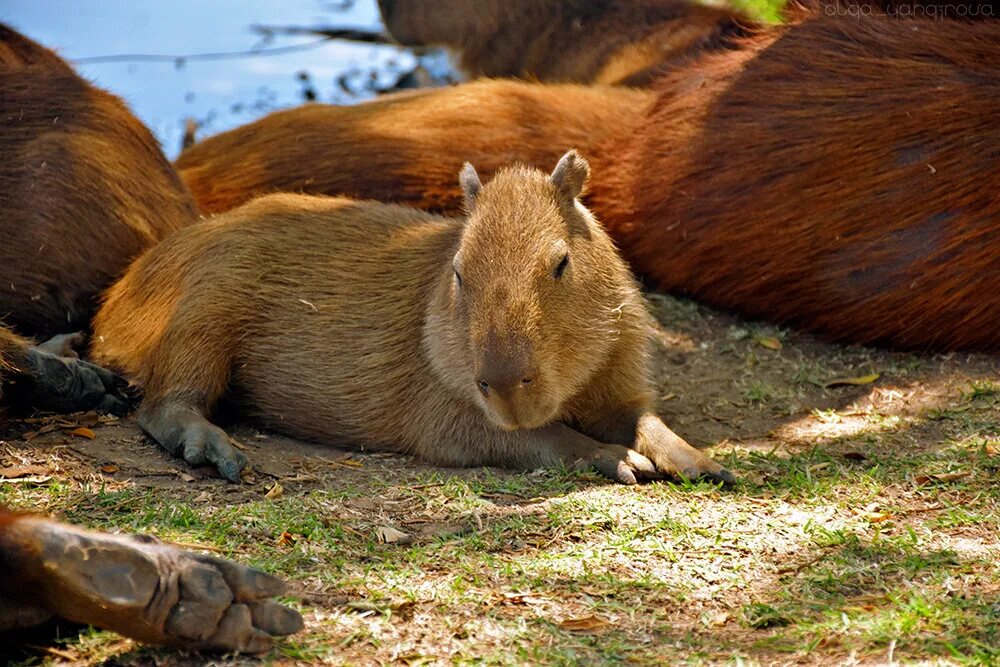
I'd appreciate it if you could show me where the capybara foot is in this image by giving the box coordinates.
[0,516,303,653]
[139,402,248,482]
[587,444,662,485]
[635,413,735,485]
[15,346,131,415]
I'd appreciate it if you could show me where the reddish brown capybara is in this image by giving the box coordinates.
[377,0,755,85]
[177,6,1000,351]
[175,80,651,216]
[0,507,302,652]
[0,24,198,338]
[93,151,733,485]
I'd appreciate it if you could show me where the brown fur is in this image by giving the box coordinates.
[377,0,755,85]
[596,10,1000,351]
[93,156,729,483]
[177,8,1000,351]
[0,24,198,337]
[0,326,31,403]
[175,80,650,217]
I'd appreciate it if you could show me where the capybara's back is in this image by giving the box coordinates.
[175,80,651,216]
[94,154,731,485]
[0,24,197,337]
[598,10,1000,350]
[377,0,754,85]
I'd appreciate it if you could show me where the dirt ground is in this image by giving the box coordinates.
[2,291,999,665]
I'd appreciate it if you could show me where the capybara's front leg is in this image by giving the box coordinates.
[0,514,303,652]
[517,423,660,485]
[632,412,735,484]
[138,397,248,483]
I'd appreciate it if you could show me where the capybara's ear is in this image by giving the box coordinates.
[459,162,482,212]
[550,150,590,202]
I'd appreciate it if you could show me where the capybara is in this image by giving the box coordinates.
[0,24,197,337]
[175,80,651,216]
[0,325,129,417]
[177,7,1000,351]
[377,0,754,85]
[93,151,732,485]
[0,508,303,652]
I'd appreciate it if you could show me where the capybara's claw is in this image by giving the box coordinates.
[0,516,303,653]
[588,445,660,485]
[18,346,132,415]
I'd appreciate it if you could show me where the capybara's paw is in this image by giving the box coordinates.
[176,421,248,483]
[647,443,735,485]
[587,445,661,485]
[8,518,303,653]
[21,346,132,416]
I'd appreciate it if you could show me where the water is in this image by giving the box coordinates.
[1,0,423,157]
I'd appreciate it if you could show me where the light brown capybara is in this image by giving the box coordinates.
[0,24,198,338]
[177,6,1000,351]
[175,80,651,216]
[93,151,733,485]
[377,0,755,85]
[0,507,303,652]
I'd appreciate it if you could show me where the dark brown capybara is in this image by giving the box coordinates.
[377,0,756,85]
[177,6,1000,351]
[93,152,733,485]
[0,507,303,653]
[0,24,198,338]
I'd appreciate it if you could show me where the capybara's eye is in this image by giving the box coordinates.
[454,267,463,288]
[554,253,570,279]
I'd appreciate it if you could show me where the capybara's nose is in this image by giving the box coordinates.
[477,342,538,399]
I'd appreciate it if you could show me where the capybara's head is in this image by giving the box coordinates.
[378,0,530,47]
[448,150,636,431]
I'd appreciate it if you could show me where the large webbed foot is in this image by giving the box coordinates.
[0,516,303,653]
[635,413,735,485]
[139,399,249,482]
[13,342,132,416]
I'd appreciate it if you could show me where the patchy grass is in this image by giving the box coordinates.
[4,288,1000,666]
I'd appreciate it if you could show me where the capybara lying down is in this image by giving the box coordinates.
[175,79,650,216]
[377,0,754,85]
[177,8,1000,351]
[0,508,303,653]
[0,325,130,417]
[93,152,732,485]
[0,24,197,338]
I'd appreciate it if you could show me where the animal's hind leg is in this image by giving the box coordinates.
[136,310,248,482]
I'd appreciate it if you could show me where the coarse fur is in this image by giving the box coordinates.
[596,9,1000,351]
[177,8,1000,351]
[377,0,755,85]
[94,154,730,484]
[0,24,198,337]
[175,80,650,216]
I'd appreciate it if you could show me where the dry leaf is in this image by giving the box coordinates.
[69,427,95,440]
[756,336,783,350]
[376,525,412,545]
[0,464,52,479]
[915,471,971,485]
[824,373,880,388]
[264,482,284,499]
[276,531,297,546]
[558,614,611,633]
[99,464,119,474]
